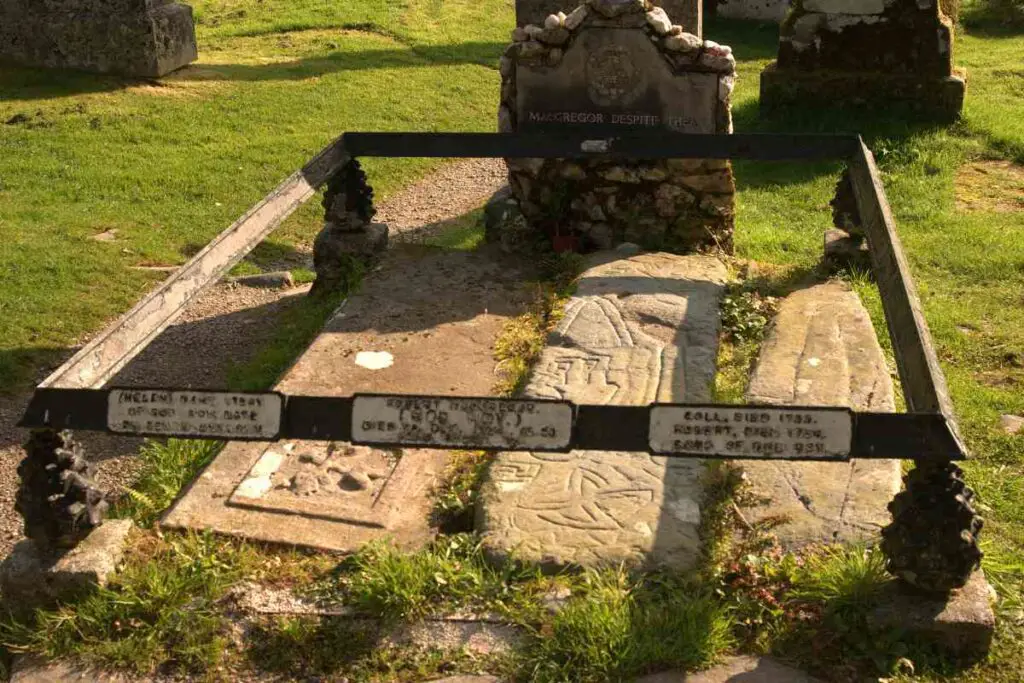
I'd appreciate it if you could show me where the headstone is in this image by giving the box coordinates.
[498,0,736,254]
[477,252,728,571]
[759,0,964,118]
[164,247,535,552]
[737,282,902,547]
[0,0,198,78]
[517,0,701,37]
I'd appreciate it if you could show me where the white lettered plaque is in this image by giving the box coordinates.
[107,389,283,439]
[649,405,852,460]
[352,395,573,451]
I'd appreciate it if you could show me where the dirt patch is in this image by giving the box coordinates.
[955,160,1024,213]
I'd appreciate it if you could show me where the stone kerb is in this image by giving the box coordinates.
[0,0,198,78]
[760,0,965,117]
[498,0,737,254]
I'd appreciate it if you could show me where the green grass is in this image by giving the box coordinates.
[520,569,733,683]
[114,439,222,527]
[0,0,513,391]
[0,533,258,675]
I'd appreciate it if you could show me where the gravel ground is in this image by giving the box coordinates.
[0,158,508,561]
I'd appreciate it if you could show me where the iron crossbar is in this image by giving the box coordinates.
[20,388,963,462]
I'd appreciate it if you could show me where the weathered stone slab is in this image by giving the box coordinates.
[739,282,901,547]
[164,246,534,552]
[516,28,720,135]
[0,0,198,78]
[1,520,133,613]
[478,252,728,570]
[635,655,824,682]
[869,569,996,658]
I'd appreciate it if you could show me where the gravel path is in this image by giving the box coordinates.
[0,158,508,560]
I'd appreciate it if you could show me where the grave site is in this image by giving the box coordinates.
[0,0,1022,681]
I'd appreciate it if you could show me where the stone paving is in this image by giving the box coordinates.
[163,245,534,551]
[478,250,728,570]
[738,282,901,547]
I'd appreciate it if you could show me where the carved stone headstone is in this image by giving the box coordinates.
[760,0,965,118]
[517,0,702,36]
[478,251,728,571]
[498,0,736,254]
[0,0,198,78]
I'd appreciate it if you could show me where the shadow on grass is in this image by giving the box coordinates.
[704,16,781,61]
[0,41,506,101]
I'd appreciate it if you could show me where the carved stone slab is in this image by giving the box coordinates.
[516,28,720,135]
[163,246,534,551]
[478,251,728,570]
[739,282,901,547]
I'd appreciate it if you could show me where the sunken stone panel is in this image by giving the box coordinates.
[738,282,902,548]
[478,251,728,571]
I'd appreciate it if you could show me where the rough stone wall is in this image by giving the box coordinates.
[0,0,198,78]
[499,0,737,254]
[518,0,702,35]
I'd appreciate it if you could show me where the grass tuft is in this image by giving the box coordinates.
[521,569,733,683]
[114,439,222,527]
[0,533,256,675]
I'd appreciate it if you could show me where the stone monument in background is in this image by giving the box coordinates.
[0,0,198,78]
[759,0,964,118]
[518,0,702,35]
[495,0,737,254]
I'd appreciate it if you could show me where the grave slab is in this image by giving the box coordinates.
[738,282,901,547]
[478,251,728,571]
[163,246,534,552]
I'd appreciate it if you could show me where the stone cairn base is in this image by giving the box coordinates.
[312,160,389,295]
[0,0,198,78]
[496,0,738,254]
[760,0,964,119]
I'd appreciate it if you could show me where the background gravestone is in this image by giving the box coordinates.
[496,0,737,254]
[0,0,198,78]
[517,0,702,36]
[759,0,964,118]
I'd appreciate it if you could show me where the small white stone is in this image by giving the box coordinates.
[544,13,563,29]
[699,51,736,72]
[355,351,394,370]
[1000,414,1024,435]
[565,4,588,30]
[645,7,673,34]
[664,32,701,53]
[808,357,822,367]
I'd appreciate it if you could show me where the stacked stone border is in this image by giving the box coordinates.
[498,0,739,253]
